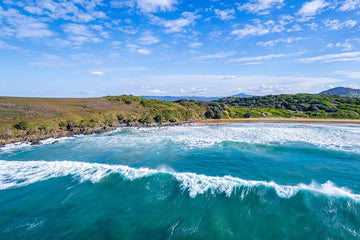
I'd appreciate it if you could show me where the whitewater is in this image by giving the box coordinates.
[0,123,359,239]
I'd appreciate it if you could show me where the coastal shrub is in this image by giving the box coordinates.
[117,114,125,123]
[149,108,159,116]
[204,102,226,119]
[153,114,164,123]
[38,124,48,131]
[104,118,114,126]
[205,107,223,119]
[168,118,178,122]
[119,95,142,104]
[58,121,66,129]
[66,120,76,131]
[184,110,192,120]
[243,112,251,118]
[138,115,153,124]
[13,121,30,130]
[204,109,214,118]
[76,119,96,128]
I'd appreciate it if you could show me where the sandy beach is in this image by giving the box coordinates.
[195,118,360,124]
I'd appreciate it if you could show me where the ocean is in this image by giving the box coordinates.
[0,123,359,239]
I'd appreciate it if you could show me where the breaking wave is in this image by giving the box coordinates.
[1,160,359,201]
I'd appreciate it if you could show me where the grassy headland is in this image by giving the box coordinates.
[0,95,205,145]
[1,93,360,145]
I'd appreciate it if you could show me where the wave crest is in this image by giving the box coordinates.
[0,160,359,201]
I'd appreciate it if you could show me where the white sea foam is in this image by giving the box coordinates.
[0,142,32,152]
[102,123,360,152]
[0,137,73,153]
[2,123,360,153]
[1,160,359,202]
[39,136,74,145]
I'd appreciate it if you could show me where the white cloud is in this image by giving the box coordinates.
[62,24,87,35]
[339,0,360,11]
[231,24,269,38]
[112,41,122,46]
[17,22,54,38]
[62,23,105,44]
[297,51,360,63]
[257,37,307,47]
[243,61,263,65]
[137,48,152,55]
[197,52,235,60]
[117,26,137,35]
[136,0,177,12]
[0,7,54,38]
[238,0,284,15]
[111,0,177,12]
[21,0,106,22]
[151,12,199,33]
[228,53,299,63]
[297,0,329,17]
[92,71,105,76]
[214,9,235,20]
[149,89,166,94]
[110,1,136,8]
[23,6,43,15]
[326,40,354,51]
[305,22,319,30]
[127,43,152,54]
[323,19,357,30]
[335,71,360,79]
[189,42,203,48]
[137,32,160,45]
[231,20,287,38]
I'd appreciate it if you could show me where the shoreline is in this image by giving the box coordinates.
[1,118,360,148]
[0,121,190,147]
[194,118,360,124]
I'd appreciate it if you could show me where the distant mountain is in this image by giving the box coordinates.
[141,96,219,101]
[319,87,360,98]
[141,93,252,101]
[230,93,252,98]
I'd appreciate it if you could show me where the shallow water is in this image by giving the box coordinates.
[1,123,360,239]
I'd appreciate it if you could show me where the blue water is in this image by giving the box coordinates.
[1,123,360,239]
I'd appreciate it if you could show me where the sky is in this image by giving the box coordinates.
[0,0,360,97]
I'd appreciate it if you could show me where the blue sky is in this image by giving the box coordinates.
[0,0,360,97]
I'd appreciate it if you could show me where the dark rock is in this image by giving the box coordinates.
[31,139,41,145]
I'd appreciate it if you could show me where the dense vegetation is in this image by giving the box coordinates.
[176,94,360,119]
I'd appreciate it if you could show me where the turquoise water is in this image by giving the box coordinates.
[1,123,360,239]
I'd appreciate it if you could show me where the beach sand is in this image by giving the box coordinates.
[195,118,360,124]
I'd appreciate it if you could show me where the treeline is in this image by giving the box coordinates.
[175,94,360,119]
